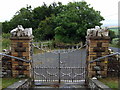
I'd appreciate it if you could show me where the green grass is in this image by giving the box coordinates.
[2,78,20,89]
[1,33,11,51]
[2,38,10,49]
[99,77,118,89]
[109,28,119,35]
[109,43,120,48]
[33,47,45,54]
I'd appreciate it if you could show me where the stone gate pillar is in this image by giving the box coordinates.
[10,25,33,78]
[86,27,110,78]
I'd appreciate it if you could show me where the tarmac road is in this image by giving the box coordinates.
[109,47,120,52]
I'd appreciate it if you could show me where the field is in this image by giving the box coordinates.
[2,78,20,89]
[99,77,118,89]
[109,27,119,35]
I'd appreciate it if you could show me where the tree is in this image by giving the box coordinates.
[32,2,63,29]
[53,1,104,43]
[33,2,63,41]
[2,5,33,33]
[10,5,33,28]
[109,30,116,43]
[34,16,56,41]
[2,21,11,33]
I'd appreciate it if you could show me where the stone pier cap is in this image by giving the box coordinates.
[10,25,34,38]
[86,26,109,38]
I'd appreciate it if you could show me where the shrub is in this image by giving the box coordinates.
[2,39,10,49]
[111,38,120,48]
[2,33,10,39]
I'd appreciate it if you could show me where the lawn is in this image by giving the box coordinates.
[2,78,20,89]
[99,77,118,89]
[109,28,119,35]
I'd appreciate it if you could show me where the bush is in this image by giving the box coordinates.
[112,38,119,45]
[111,38,120,48]
[2,33,10,39]
[2,39,10,49]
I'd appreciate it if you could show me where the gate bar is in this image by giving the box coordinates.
[58,52,61,84]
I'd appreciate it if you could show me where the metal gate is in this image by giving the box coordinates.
[32,43,86,85]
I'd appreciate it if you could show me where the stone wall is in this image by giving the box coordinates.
[2,52,12,77]
[108,55,120,77]
[88,78,111,89]
[86,36,110,78]
[10,37,33,78]
[4,79,32,89]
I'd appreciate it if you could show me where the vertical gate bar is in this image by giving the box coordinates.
[58,52,61,84]
[32,43,35,85]
[81,49,84,79]
[85,47,88,85]
[117,54,119,89]
[72,48,74,83]
[46,68,47,82]
[81,49,83,79]
[72,68,73,82]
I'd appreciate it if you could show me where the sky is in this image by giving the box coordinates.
[0,0,119,26]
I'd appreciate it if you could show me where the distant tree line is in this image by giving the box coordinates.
[2,1,104,43]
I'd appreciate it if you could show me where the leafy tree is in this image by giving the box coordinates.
[32,3,51,29]
[2,5,33,33]
[33,2,63,41]
[32,2,63,29]
[2,2,62,33]
[109,30,116,43]
[34,16,56,41]
[2,1,104,44]
[10,5,33,28]
[53,1,104,43]
[2,21,11,33]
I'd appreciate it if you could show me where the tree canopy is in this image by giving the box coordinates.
[53,2,104,43]
[2,1,104,43]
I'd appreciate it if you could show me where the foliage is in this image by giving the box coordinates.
[2,6,33,33]
[34,16,56,41]
[2,2,62,33]
[2,1,104,43]
[109,27,118,35]
[109,30,116,43]
[2,38,10,49]
[2,33,10,39]
[2,33,10,49]
[35,1,104,43]
[111,38,120,47]
[53,2,104,43]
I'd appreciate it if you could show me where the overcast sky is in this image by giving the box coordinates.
[0,0,119,26]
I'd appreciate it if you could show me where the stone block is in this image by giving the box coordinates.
[88,52,108,55]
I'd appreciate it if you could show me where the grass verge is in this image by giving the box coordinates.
[2,78,20,89]
[99,77,118,89]
[109,44,120,48]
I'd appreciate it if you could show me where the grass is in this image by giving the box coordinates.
[109,28,119,35]
[1,33,11,51]
[2,78,20,89]
[33,47,45,54]
[109,43,120,48]
[99,77,118,89]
